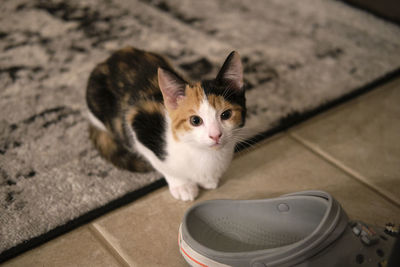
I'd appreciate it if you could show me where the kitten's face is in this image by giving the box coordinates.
[169,83,245,149]
[158,51,246,149]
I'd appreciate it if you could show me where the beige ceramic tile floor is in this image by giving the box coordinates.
[4,78,400,266]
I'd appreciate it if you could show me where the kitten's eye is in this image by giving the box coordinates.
[220,109,232,120]
[190,115,203,126]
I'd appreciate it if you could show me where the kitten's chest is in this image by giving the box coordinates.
[165,141,234,180]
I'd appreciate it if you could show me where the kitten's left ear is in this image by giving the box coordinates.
[216,51,244,91]
[158,68,187,110]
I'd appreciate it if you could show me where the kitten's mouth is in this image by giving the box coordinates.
[210,142,223,149]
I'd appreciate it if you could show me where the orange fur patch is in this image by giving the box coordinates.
[112,117,124,139]
[149,75,159,90]
[141,100,164,114]
[120,46,136,53]
[117,61,136,84]
[125,106,138,126]
[168,83,205,140]
[125,100,164,129]
[89,125,117,159]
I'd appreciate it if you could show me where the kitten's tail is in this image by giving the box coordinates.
[88,124,153,172]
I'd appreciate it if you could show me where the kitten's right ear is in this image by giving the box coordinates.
[158,68,186,110]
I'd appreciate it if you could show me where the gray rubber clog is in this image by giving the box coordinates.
[179,191,398,267]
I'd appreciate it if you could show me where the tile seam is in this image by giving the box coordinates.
[289,132,400,209]
[88,224,132,267]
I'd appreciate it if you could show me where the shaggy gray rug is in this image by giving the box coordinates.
[1,0,400,261]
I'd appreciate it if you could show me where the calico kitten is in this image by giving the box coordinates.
[86,47,246,201]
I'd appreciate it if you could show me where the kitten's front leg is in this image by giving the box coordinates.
[164,176,199,201]
[198,178,219,190]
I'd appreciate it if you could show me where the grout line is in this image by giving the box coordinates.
[289,132,400,209]
[88,224,132,267]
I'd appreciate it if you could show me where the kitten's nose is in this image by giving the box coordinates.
[209,132,222,143]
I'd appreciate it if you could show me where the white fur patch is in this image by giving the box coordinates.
[86,110,107,132]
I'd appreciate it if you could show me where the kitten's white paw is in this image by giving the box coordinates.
[199,180,219,190]
[169,183,199,201]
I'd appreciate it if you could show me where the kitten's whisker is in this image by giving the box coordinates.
[222,87,230,98]
[230,129,261,152]
[219,84,237,100]
[234,140,258,154]
[229,132,258,147]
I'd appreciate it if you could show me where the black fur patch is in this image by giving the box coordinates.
[201,80,245,105]
[86,66,119,125]
[132,111,167,160]
[201,80,247,126]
